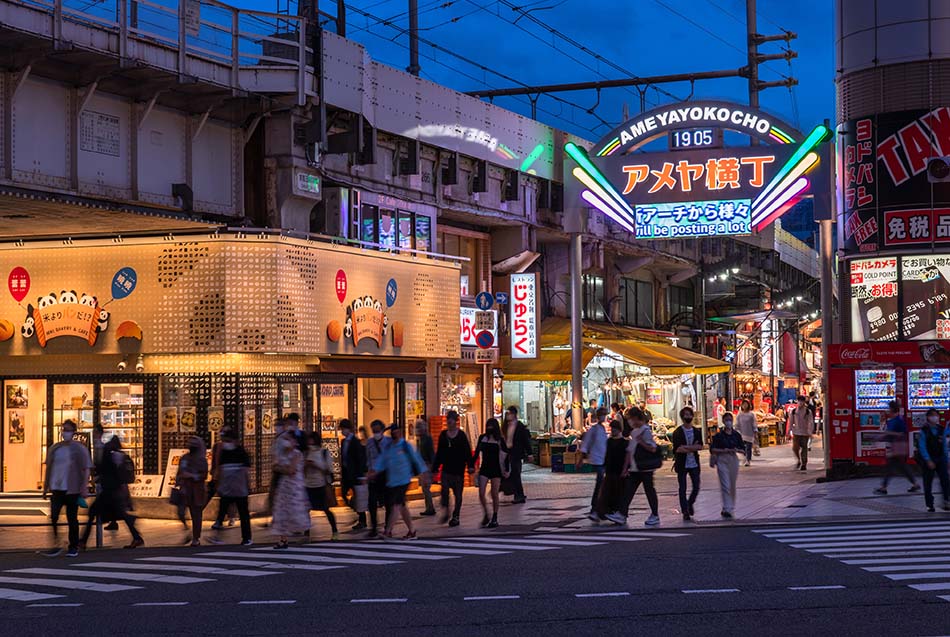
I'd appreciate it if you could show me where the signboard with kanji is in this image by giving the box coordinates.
[509,272,538,359]
[850,257,899,342]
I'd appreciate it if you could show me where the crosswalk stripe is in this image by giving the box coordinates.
[0,587,63,602]
[252,547,454,561]
[806,544,950,555]
[604,531,691,537]
[8,568,212,585]
[0,575,141,592]
[825,550,950,559]
[790,540,930,550]
[420,539,555,551]
[145,556,345,571]
[459,536,603,547]
[333,543,507,556]
[883,572,950,581]
[527,533,650,543]
[776,532,950,544]
[199,552,353,568]
[861,564,950,572]
[28,603,83,607]
[843,557,950,565]
[755,521,950,535]
[72,562,280,577]
[909,582,950,592]
[134,602,189,607]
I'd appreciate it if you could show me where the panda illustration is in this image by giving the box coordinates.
[59,290,78,304]
[79,294,97,308]
[352,297,364,310]
[21,307,34,339]
[37,293,57,309]
[96,307,110,333]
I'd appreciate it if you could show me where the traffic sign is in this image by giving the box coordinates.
[475,291,494,311]
[495,292,509,305]
[475,310,495,331]
[475,330,495,349]
[474,348,499,364]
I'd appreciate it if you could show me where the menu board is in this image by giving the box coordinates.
[850,258,899,341]
[907,368,950,410]
[855,369,896,411]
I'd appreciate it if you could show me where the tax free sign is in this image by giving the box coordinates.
[565,100,831,239]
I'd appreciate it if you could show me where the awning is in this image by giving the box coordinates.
[539,317,674,347]
[501,346,597,381]
[600,340,731,375]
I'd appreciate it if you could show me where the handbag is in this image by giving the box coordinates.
[353,483,369,513]
[169,485,183,507]
[633,445,664,471]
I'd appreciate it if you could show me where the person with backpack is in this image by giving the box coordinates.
[620,406,661,527]
[431,410,474,527]
[474,418,510,528]
[209,428,252,546]
[916,408,950,512]
[80,434,143,550]
[43,419,93,557]
[304,431,339,541]
[364,419,392,538]
[370,423,429,540]
[874,400,921,495]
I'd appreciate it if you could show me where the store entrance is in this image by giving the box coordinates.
[2,379,47,492]
[356,377,426,444]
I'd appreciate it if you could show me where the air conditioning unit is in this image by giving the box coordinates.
[928,157,950,183]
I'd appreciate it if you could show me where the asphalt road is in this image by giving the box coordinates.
[2,519,950,636]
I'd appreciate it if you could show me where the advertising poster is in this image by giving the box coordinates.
[244,410,256,436]
[7,411,23,444]
[207,407,224,433]
[901,255,950,340]
[179,407,197,434]
[160,448,213,497]
[261,410,275,435]
[161,406,179,434]
[128,474,164,498]
[850,257,899,341]
[6,385,28,409]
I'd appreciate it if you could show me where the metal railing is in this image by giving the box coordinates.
[14,0,312,104]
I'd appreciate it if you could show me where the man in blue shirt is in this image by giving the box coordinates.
[874,401,920,495]
[917,408,949,512]
[371,423,430,540]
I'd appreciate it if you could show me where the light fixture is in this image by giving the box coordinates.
[708,275,716,282]
[795,295,803,301]
[117,356,128,371]
[135,354,144,373]
[719,273,728,281]
[731,266,740,274]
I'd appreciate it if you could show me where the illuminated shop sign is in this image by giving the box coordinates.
[565,100,829,239]
[634,199,751,239]
[509,273,538,359]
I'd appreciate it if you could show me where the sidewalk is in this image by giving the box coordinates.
[0,437,935,554]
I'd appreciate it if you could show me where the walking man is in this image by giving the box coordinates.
[339,419,367,530]
[710,412,744,519]
[43,419,92,557]
[211,428,253,546]
[503,406,533,504]
[365,419,391,538]
[415,418,437,516]
[790,396,814,471]
[671,407,704,521]
[875,400,921,495]
[431,410,474,527]
[581,407,609,522]
[917,408,949,512]
[371,423,429,540]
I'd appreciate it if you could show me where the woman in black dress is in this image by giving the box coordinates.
[474,418,509,528]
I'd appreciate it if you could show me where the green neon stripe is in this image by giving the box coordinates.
[565,142,634,216]
[753,124,828,207]
[520,144,545,172]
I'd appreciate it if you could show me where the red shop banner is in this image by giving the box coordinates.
[829,341,950,366]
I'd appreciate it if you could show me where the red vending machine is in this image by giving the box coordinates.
[826,342,950,470]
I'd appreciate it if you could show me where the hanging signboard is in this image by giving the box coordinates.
[509,272,538,359]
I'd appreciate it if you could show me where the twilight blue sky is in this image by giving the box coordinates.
[312,0,834,141]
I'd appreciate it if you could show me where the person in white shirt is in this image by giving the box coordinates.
[43,420,92,558]
[735,400,758,467]
[581,407,609,521]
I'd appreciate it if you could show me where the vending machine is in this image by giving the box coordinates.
[826,342,950,470]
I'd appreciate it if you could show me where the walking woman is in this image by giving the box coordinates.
[917,408,950,512]
[304,431,339,541]
[620,407,661,526]
[176,436,208,546]
[271,428,310,549]
[474,418,509,528]
[710,413,745,519]
[736,400,758,467]
[80,435,144,550]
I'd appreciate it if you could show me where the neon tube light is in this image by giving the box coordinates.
[520,144,545,172]
[752,176,808,230]
[752,124,829,208]
[581,190,635,233]
[752,151,819,216]
[565,142,635,219]
[572,167,637,228]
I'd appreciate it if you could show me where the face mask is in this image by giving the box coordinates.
[373,432,383,441]
[929,415,940,424]
[62,431,74,441]
[723,420,733,428]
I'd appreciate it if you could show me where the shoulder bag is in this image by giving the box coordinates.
[632,429,664,471]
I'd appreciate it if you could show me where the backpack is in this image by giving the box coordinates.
[116,452,135,485]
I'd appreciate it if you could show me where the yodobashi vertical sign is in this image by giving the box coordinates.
[510,273,538,359]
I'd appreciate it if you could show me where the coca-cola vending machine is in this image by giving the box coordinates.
[827,342,950,469]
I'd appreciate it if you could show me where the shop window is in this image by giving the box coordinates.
[100,383,144,473]
[316,382,350,480]
[582,275,606,321]
[619,277,654,327]
[362,205,433,254]
[669,284,695,324]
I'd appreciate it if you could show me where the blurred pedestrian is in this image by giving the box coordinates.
[365,419,392,538]
[272,428,310,549]
[672,406,704,521]
[874,400,920,494]
[790,396,813,471]
[304,431,339,541]
[263,418,288,528]
[415,418,437,516]
[339,419,368,530]
[621,407,660,526]
[42,420,92,557]
[503,406,533,504]
[371,423,428,540]
[736,399,757,467]
[209,428,252,546]
[431,410,474,527]
[581,407,609,522]
[710,412,744,519]
[917,408,950,512]
[208,430,237,530]
[80,435,143,550]
[475,418,509,528]
[597,420,628,524]
[176,436,208,547]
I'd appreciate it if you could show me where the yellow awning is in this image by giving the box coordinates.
[501,346,597,381]
[597,340,696,376]
[639,342,732,375]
